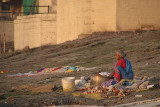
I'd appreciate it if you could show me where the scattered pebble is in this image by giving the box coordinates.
[135,95,142,98]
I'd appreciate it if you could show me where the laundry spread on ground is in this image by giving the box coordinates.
[6,66,96,77]
[71,72,155,99]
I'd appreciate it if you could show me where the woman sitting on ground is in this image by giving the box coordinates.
[109,50,134,82]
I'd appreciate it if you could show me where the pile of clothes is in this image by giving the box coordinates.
[74,72,155,98]
[6,66,96,77]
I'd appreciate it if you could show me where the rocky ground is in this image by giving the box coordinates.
[0,30,160,106]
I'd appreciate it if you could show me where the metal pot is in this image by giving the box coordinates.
[91,75,110,86]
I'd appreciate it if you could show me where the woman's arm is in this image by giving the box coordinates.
[109,71,115,77]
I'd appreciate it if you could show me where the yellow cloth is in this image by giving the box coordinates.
[66,69,75,72]
[120,79,133,83]
[119,79,134,86]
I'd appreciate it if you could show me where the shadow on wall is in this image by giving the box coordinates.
[50,0,57,13]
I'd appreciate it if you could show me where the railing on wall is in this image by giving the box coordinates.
[23,5,50,15]
[0,5,50,20]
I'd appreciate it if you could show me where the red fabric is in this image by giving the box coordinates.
[114,68,120,80]
[114,59,126,80]
[115,59,126,69]
[52,67,63,72]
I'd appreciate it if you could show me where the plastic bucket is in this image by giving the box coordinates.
[61,77,75,92]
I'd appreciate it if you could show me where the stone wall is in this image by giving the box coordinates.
[57,0,85,44]
[14,14,56,50]
[91,0,117,32]
[116,0,160,31]
[56,0,117,44]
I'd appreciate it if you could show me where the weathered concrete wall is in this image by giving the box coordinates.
[0,21,14,42]
[116,0,160,31]
[57,0,84,44]
[14,14,56,50]
[91,0,117,32]
[41,14,57,46]
[56,0,117,44]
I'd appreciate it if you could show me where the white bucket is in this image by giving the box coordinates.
[61,77,75,92]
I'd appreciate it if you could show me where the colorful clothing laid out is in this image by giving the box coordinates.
[83,76,153,98]
[101,79,117,88]
[114,58,134,80]
[6,66,96,77]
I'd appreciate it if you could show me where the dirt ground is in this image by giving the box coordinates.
[0,30,160,106]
